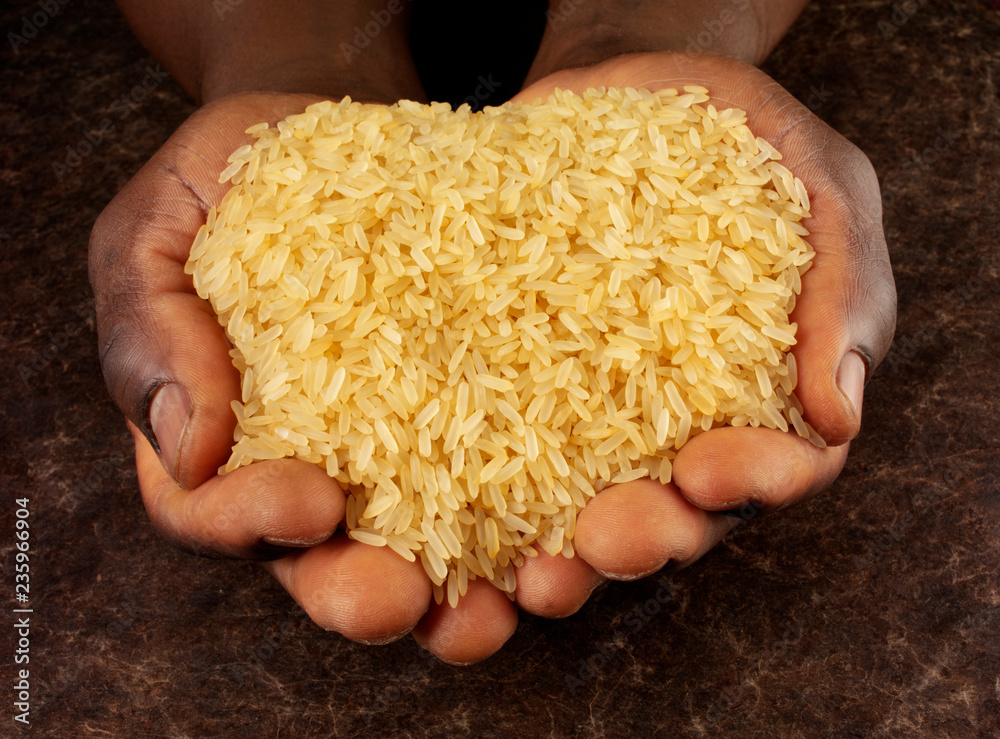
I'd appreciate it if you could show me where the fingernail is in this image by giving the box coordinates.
[252,534,333,560]
[836,351,866,431]
[260,534,331,548]
[354,629,411,646]
[594,564,664,582]
[149,382,192,482]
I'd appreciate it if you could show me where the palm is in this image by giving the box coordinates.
[92,92,434,633]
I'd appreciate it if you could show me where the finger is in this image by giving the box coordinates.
[411,578,518,665]
[264,536,432,645]
[89,93,327,490]
[514,549,605,618]
[573,478,734,580]
[131,421,345,559]
[673,425,849,512]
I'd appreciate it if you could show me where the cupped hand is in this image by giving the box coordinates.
[508,51,896,611]
[91,92,438,648]
[91,91,534,664]
[91,92,348,548]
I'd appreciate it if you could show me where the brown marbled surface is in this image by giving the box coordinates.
[2,1,998,736]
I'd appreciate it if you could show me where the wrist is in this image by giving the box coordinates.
[198,47,408,105]
[117,0,424,105]
[526,0,806,84]
[198,4,424,104]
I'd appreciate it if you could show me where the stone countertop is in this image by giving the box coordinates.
[2,1,998,736]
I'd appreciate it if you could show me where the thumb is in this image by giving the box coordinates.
[90,93,327,489]
[89,132,239,489]
[789,144,897,446]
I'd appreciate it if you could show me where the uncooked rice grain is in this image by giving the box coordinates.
[186,87,819,607]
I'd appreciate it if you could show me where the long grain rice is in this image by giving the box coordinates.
[186,87,817,607]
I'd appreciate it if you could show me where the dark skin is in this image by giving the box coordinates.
[92,0,896,663]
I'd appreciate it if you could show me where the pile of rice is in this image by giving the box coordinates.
[186,87,817,606]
